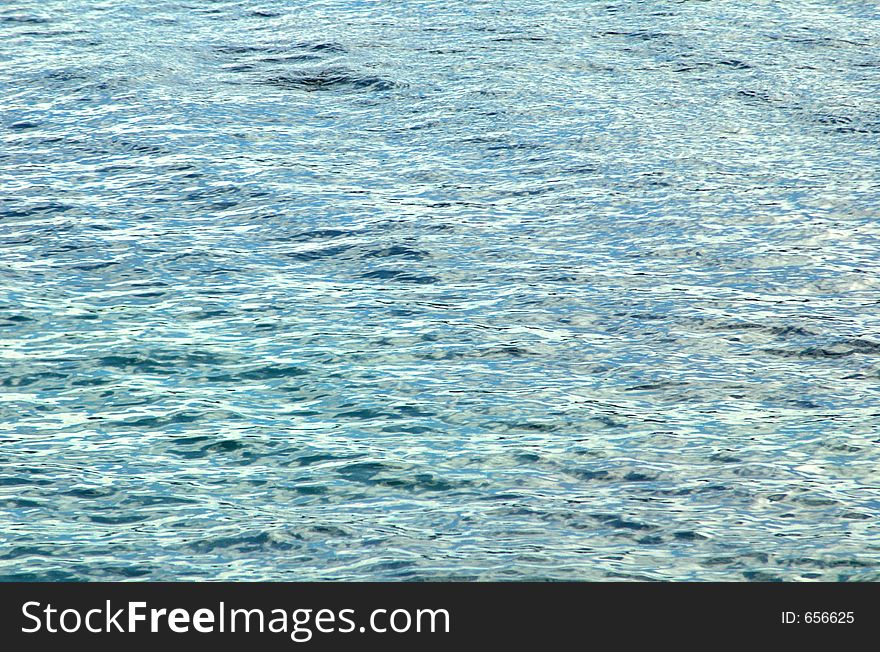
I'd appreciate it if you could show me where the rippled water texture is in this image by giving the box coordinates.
[2,1,879,581]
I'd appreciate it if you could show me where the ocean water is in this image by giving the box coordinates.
[1,0,879,582]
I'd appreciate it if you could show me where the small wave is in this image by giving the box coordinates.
[262,68,399,92]
[360,269,438,284]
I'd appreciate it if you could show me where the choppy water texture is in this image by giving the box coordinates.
[1,1,879,582]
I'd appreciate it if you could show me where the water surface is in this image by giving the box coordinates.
[1,0,879,581]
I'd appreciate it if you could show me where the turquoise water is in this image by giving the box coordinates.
[1,0,879,581]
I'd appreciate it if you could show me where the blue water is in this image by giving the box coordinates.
[1,1,879,581]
